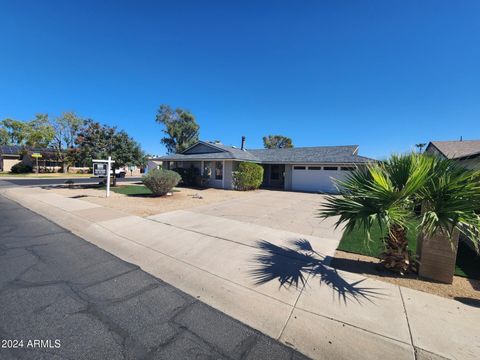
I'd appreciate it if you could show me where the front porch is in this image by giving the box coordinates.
[261,164,285,189]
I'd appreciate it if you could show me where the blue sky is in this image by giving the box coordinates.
[1,1,479,158]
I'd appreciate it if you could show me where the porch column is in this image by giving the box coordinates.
[222,160,225,189]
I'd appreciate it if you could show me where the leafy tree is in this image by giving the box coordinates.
[1,115,54,148]
[0,126,8,145]
[1,118,29,145]
[27,114,55,148]
[262,135,293,149]
[51,112,84,172]
[76,120,144,185]
[156,104,199,153]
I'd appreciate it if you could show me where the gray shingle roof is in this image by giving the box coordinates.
[428,140,480,159]
[249,145,372,164]
[156,142,373,164]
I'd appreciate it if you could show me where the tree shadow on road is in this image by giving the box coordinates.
[249,239,383,304]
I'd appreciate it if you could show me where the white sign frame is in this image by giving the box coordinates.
[93,157,115,197]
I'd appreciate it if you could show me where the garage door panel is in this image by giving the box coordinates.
[292,167,349,193]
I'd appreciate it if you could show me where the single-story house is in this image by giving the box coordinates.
[425,140,480,170]
[150,138,373,193]
[0,145,24,172]
[0,145,64,172]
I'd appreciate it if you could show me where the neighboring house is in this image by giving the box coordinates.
[0,145,62,172]
[0,145,24,172]
[150,138,373,193]
[425,140,480,170]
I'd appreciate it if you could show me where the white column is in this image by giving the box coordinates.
[222,160,225,189]
[106,156,111,198]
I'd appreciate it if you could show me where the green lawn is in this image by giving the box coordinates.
[110,185,153,196]
[0,172,92,178]
[338,221,480,279]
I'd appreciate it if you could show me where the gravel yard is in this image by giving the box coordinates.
[44,185,257,217]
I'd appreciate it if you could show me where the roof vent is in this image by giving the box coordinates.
[241,136,246,151]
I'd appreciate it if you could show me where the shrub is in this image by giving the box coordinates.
[142,168,181,196]
[233,162,264,191]
[172,166,200,186]
[10,163,33,174]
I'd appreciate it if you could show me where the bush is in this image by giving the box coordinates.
[172,166,200,186]
[10,163,33,174]
[142,169,181,196]
[233,162,264,191]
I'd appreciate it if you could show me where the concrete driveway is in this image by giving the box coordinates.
[189,190,344,240]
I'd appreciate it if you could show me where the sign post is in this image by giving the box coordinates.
[31,153,42,174]
[93,158,115,198]
[106,156,112,198]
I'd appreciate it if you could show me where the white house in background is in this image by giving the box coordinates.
[148,137,373,193]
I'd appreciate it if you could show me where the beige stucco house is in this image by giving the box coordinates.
[149,139,373,193]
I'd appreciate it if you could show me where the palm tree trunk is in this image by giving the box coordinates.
[380,225,412,275]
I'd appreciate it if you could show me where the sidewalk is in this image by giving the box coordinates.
[2,186,479,360]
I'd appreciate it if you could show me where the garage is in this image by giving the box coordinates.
[291,165,352,193]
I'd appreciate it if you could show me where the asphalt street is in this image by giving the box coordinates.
[0,195,309,360]
[0,177,142,187]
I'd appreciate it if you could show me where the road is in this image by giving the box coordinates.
[0,177,142,187]
[0,195,308,360]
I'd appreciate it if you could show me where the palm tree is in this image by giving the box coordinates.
[320,153,480,276]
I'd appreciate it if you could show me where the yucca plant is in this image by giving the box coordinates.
[321,154,431,274]
[415,158,480,282]
[321,153,480,276]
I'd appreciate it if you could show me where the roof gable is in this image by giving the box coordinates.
[182,142,227,155]
[427,140,480,159]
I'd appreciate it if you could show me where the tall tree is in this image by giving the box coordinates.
[52,112,84,172]
[415,143,427,153]
[27,114,55,148]
[1,118,29,145]
[156,104,199,153]
[0,126,9,145]
[263,135,293,149]
[1,115,54,148]
[76,120,144,185]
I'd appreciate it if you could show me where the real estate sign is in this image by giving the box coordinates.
[93,162,108,177]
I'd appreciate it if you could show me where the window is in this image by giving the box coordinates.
[293,166,306,170]
[215,161,223,180]
[323,166,338,171]
[341,166,356,171]
[308,166,322,170]
[270,165,280,180]
[204,161,212,178]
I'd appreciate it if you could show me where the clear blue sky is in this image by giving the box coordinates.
[1,1,479,158]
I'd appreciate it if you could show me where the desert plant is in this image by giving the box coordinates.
[142,168,181,196]
[10,163,33,174]
[320,154,432,274]
[320,153,480,277]
[233,162,264,191]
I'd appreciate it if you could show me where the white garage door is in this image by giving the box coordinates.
[291,165,352,193]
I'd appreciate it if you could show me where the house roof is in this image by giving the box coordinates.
[0,145,56,156]
[156,141,373,164]
[0,145,23,156]
[426,140,480,159]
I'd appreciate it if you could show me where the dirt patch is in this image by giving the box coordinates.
[45,185,258,217]
[332,250,480,302]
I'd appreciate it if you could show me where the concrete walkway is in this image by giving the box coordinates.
[2,186,480,360]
